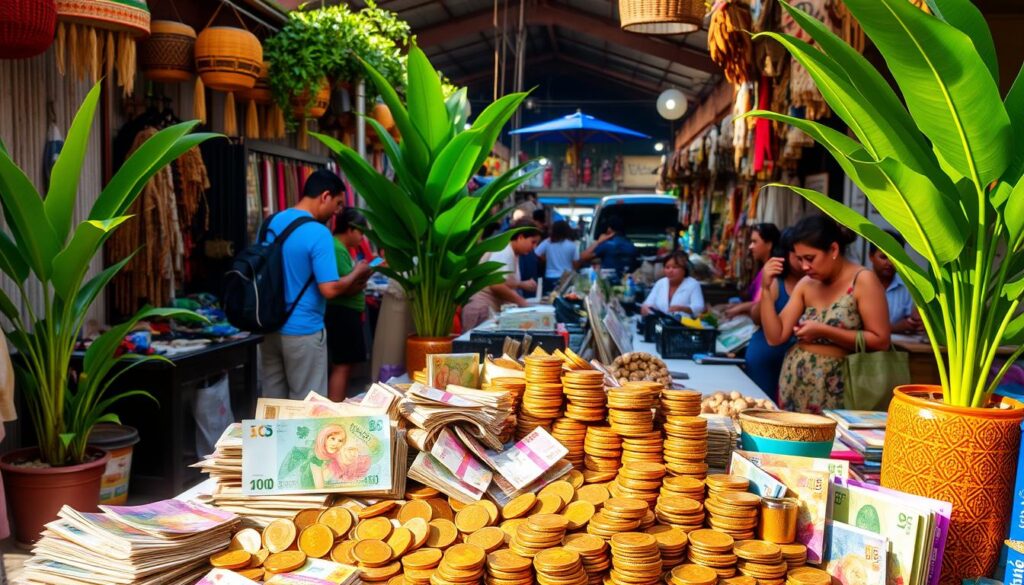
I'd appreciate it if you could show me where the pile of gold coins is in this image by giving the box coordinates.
[583,425,622,482]
[519,355,566,438]
[534,547,589,585]
[609,461,666,510]
[551,417,588,469]
[609,532,663,585]
[562,370,608,423]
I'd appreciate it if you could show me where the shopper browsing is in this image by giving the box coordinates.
[724,223,780,319]
[639,251,705,317]
[536,220,581,295]
[326,209,372,401]
[759,215,891,414]
[461,219,542,330]
[260,170,371,400]
[579,215,638,282]
[868,229,922,334]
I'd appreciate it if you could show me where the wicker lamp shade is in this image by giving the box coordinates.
[619,0,704,35]
[139,20,195,83]
[194,26,261,92]
[54,0,150,94]
[0,0,57,60]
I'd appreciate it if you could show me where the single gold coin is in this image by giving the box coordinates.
[476,499,500,526]
[353,538,394,567]
[449,496,472,511]
[249,548,270,568]
[466,526,506,552]
[293,509,323,532]
[444,542,487,571]
[487,548,533,572]
[262,519,297,553]
[317,507,354,539]
[500,518,529,540]
[502,493,537,520]
[566,469,585,489]
[404,517,430,549]
[574,483,611,506]
[386,526,414,558]
[787,567,833,585]
[533,547,580,570]
[355,516,394,541]
[539,481,576,506]
[715,491,761,507]
[426,518,460,548]
[264,550,307,574]
[398,499,435,524]
[210,549,252,570]
[360,500,400,519]
[455,503,492,533]
[427,498,454,522]
[298,523,334,559]
[330,540,357,564]
[535,494,565,514]
[529,513,569,533]
[734,540,782,561]
[670,563,718,585]
[402,547,443,569]
[229,528,262,554]
[687,529,735,552]
[406,485,441,500]
[563,533,607,554]
[360,561,402,581]
[561,500,596,531]
[237,568,264,581]
[645,524,688,548]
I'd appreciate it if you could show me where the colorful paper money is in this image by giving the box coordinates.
[729,452,787,498]
[430,428,493,493]
[242,417,392,496]
[762,465,830,564]
[264,558,359,585]
[832,481,924,585]
[426,353,481,389]
[825,520,888,585]
[408,451,485,502]
[736,450,850,481]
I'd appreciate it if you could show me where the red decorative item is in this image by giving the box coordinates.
[0,0,57,60]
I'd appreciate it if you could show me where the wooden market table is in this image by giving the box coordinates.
[891,334,1018,386]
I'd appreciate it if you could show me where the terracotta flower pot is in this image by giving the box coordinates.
[290,79,331,120]
[406,335,455,379]
[0,446,110,546]
[881,385,1024,584]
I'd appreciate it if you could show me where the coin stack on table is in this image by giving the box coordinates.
[608,532,664,585]
[583,425,622,482]
[533,547,589,585]
[434,543,488,584]
[705,490,762,540]
[403,548,443,585]
[659,388,703,420]
[661,475,707,502]
[621,429,665,466]
[662,415,709,480]
[687,528,738,579]
[655,494,705,532]
[509,513,570,557]
[786,566,834,585]
[562,370,608,423]
[734,540,788,584]
[551,417,588,469]
[606,386,657,437]
[667,563,721,585]
[563,533,611,584]
[780,543,808,570]
[519,356,566,438]
[485,548,533,585]
[644,524,688,569]
[609,461,667,510]
[586,496,649,538]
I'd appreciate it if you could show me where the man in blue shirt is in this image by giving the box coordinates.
[869,230,922,334]
[579,215,638,282]
[261,170,371,399]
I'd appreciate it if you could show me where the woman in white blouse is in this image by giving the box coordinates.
[640,251,705,317]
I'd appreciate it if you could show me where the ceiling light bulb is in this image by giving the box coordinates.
[665,99,677,110]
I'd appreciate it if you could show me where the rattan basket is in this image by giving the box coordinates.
[0,0,57,59]
[738,409,837,443]
[619,0,704,35]
[290,78,331,119]
[239,61,272,105]
[140,20,195,83]
[194,26,261,92]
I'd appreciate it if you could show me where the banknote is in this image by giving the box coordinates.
[761,466,830,564]
[426,353,481,389]
[487,459,574,507]
[832,481,923,585]
[407,451,485,502]
[737,450,850,481]
[198,568,260,585]
[242,417,392,496]
[256,396,382,420]
[99,499,237,536]
[430,428,493,493]
[264,558,359,585]
[825,520,888,585]
[453,426,568,490]
[729,452,787,498]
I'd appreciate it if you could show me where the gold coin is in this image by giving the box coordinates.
[478,499,500,525]
[487,548,532,572]
[293,509,323,532]
[404,517,431,549]
[645,525,688,548]
[715,491,761,507]
[561,500,596,531]
[563,533,607,555]
[720,577,757,585]
[353,538,394,567]
[427,498,455,522]
[687,529,735,552]
[466,526,506,553]
[529,513,569,533]
[210,549,252,570]
[399,499,435,524]
[501,518,529,540]
[533,547,580,571]
[787,567,833,585]
[406,485,440,499]
[229,528,262,554]
[298,523,335,559]
[610,532,657,550]
[449,496,472,511]
[539,481,576,506]
[262,519,297,553]
[402,547,443,569]
[535,494,565,514]
[264,550,307,574]
[427,518,460,548]
[670,563,718,585]
[444,542,487,570]
[360,500,400,519]
[237,568,264,581]
[386,526,414,558]
[355,516,394,541]
[249,548,270,568]
[360,560,402,581]
[574,483,610,506]
[502,493,537,520]
[330,540,357,564]
[779,543,808,557]
[318,506,354,539]
[455,503,492,533]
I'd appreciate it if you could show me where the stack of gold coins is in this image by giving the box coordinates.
[539,480,576,511]
[687,529,737,579]
[645,524,689,569]
[786,566,833,585]
[564,533,611,584]
[521,355,566,438]
[583,425,622,482]
[454,501,498,536]
[667,564,720,585]
[720,576,757,585]
[403,548,443,585]
[587,497,648,538]
[485,548,533,585]
[352,539,402,582]
[660,388,702,419]
[662,476,707,502]
[622,380,664,401]
[433,542,487,584]
[467,527,508,554]
[662,415,709,479]
[609,461,666,510]
[510,514,569,557]
[705,491,761,540]
[735,540,788,583]
[608,532,663,585]
[654,495,705,532]
[562,370,607,422]
[562,500,597,531]
[606,386,656,437]
[705,474,750,500]
[780,543,808,570]
[524,355,564,383]
[574,483,611,508]
[621,430,664,465]
[533,547,589,585]
[551,417,588,469]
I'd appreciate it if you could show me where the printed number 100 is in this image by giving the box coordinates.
[250,478,274,491]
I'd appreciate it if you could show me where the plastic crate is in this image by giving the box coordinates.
[640,313,677,343]
[655,322,718,359]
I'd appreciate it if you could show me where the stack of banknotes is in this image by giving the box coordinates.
[399,382,516,451]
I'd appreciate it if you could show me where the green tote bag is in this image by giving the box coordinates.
[843,331,911,411]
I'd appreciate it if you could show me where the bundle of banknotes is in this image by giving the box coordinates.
[23,500,239,585]
[398,382,515,450]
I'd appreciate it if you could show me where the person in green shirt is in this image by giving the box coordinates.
[326,208,373,400]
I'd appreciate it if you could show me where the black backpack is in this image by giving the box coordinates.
[223,213,317,333]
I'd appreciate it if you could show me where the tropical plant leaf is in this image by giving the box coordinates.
[405,46,451,157]
[456,273,508,305]
[45,83,101,243]
[424,128,487,212]
[1004,179,1024,247]
[0,229,28,284]
[0,286,18,322]
[72,254,135,325]
[433,197,479,247]
[363,116,423,195]
[1003,64,1024,184]
[446,87,469,133]
[467,92,529,173]
[0,144,60,279]
[360,56,430,178]
[843,0,1011,185]
[51,217,132,302]
[116,134,219,218]
[925,0,998,83]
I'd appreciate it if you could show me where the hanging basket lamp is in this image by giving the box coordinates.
[619,0,704,35]
[0,0,58,60]
[194,21,262,136]
[139,19,195,83]
[54,0,151,94]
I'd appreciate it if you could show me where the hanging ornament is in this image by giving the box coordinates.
[139,19,195,83]
[194,4,261,136]
[55,0,150,95]
[0,0,57,60]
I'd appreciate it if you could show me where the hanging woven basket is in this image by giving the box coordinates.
[194,26,261,92]
[619,0,704,35]
[54,0,150,94]
[239,60,271,105]
[290,78,331,120]
[0,0,57,60]
[139,19,195,83]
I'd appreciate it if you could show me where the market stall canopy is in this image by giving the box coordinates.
[510,111,651,143]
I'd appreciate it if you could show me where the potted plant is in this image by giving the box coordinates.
[749,0,1024,580]
[314,45,532,374]
[0,82,214,545]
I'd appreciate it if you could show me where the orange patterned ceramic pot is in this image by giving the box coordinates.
[881,385,1024,583]
[405,335,455,379]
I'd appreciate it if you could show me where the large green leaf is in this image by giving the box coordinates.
[0,286,19,322]
[843,0,1011,185]
[456,273,508,305]
[1005,313,1024,345]
[363,116,423,196]
[433,197,479,244]
[925,0,998,83]
[72,254,134,325]
[45,83,101,243]
[116,134,218,218]
[0,143,60,279]
[360,56,430,178]
[360,207,411,251]
[467,92,529,173]
[1004,179,1024,246]
[0,229,28,284]
[406,46,451,158]
[424,128,487,212]
[1003,64,1024,184]
[51,217,132,302]
[446,88,469,134]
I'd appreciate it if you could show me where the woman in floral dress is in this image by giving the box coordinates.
[759,215,891,413]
